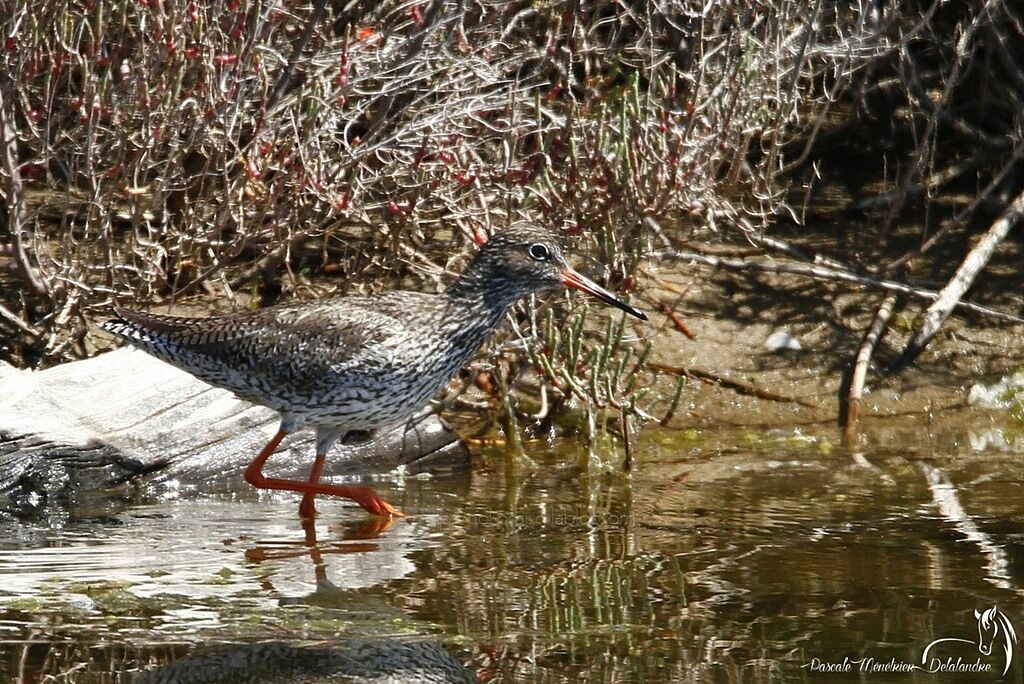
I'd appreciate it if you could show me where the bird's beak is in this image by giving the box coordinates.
[560,267,647,320]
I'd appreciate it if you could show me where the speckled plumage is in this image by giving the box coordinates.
[106,290,496,438]
[102,223,645,517]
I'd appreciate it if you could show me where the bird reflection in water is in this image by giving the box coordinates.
[244,515,396,595]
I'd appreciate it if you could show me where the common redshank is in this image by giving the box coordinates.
[102,223,646,518]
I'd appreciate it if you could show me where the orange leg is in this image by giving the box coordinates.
[298,454,326,519]
[244,430,404,518]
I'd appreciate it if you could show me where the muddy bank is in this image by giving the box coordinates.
[644,255,1023,434]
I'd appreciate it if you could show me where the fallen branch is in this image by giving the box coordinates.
[658,214,1004,333]
[0,301,41,341]
[890,187,1024,373]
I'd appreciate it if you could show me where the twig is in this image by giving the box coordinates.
[0,80,47,297]
[883,140,1024,271]
[840,292,897,444]
[882,5,994,235]
[890,187,1024,373]
[0,301,41,341]
[653,248,1024,324]
[267,0,330,110]
[647,362,818,408]
[656,300,696,339]
[212,231,302,296]
[731,215,863,274]
[849,153,992,212]
[620,403,633,471]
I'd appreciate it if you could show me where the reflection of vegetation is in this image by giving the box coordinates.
[398,445,1024,682]
[969,372,1024,426]
[136,640,476,684]
[3,435,1022,681]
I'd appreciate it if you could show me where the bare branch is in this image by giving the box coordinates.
[890,187,1024,373]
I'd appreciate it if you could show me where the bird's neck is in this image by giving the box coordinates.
[441,267,524,344]
[446,267,523,322]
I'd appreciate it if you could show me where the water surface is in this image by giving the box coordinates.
[1,422,1022,682]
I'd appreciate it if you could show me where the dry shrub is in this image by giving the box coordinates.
[1,0,885,440]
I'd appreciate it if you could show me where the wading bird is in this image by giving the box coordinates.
[103,223,646,518]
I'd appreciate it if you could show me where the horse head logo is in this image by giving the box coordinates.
[922,605,1017,676]
[975,606,1017,673]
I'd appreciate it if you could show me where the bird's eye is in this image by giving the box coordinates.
[528,243,550,261]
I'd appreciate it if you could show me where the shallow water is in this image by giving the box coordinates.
[1,423,1023,682]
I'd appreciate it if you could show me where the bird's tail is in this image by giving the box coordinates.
[99,306,208,366]
[102,306,170,344]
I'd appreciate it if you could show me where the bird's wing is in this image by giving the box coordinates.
[102,300,401,394]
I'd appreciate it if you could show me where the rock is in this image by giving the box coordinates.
[764,330,802,352]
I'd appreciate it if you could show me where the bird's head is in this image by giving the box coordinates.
[468,223,647,320]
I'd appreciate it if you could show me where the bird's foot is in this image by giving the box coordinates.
[293,485,404,519]
[244,440,404,518]
[345,485,405,518]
